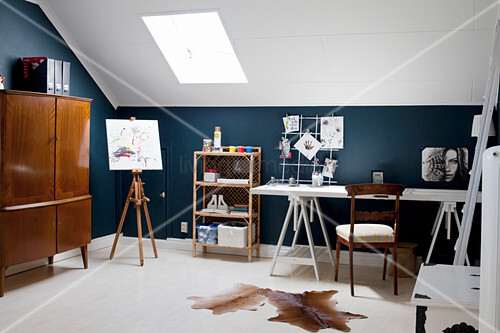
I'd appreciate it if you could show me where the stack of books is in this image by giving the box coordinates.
[231,204,249,215]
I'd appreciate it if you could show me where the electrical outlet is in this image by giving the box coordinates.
[181,222,188,233]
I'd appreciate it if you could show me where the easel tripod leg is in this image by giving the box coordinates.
[143,202,158,258]
[136,204,144,266]
[110,180,135,260]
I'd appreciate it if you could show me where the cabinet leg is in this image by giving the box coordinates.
[248,249,252,262]
[80,245,88,269]
[0,266,5,297]
[48,256,54,265]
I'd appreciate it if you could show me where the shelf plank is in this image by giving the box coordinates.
[194,241,259,250]
[194,210,258,218]
[194,151,260,156]
[194,181,259,188]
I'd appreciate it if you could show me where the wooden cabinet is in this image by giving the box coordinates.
[0,90,92,297]
[192,147,261,262]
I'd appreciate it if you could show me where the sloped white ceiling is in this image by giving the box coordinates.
[32,0,499,108]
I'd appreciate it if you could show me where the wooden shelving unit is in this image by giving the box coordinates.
[192,147,261,262]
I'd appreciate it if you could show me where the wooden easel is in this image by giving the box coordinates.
[109,169,158,266]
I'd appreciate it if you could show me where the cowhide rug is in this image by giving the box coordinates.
[187,283,366,332]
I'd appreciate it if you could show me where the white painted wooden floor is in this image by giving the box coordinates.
[0,243,479,333]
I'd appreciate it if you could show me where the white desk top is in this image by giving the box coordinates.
[411,264,480,309]
[250,184,481,203]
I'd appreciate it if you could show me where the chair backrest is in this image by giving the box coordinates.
[345,183,405,234]
[345,183,405,197]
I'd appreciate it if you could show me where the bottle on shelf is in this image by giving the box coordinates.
[213,126,221,152]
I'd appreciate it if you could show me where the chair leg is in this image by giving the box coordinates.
[335,240,340,281]
[383,248,388,280]
[393,245,398,295]
[349,244,354,296]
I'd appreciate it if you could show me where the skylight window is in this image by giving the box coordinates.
[143,11,247,84]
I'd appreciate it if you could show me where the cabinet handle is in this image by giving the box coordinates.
[52,136,59,141]
[159,192,165,198]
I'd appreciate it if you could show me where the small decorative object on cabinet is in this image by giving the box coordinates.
[0,90,92,297]
[193,147,261,262]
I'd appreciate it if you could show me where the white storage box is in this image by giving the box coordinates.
[218,221,255,248]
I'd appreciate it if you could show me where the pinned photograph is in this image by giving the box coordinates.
[279,138,291,159]
[322,158,338,178]
[320,116,344,149]
[282,115,300,133]
[422,147,468,182]
[294,133,321,160]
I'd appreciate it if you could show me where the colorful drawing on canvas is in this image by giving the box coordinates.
[320,116,343,149]
[294,133,321,160]
[283,115,300,133]
[106,119,163,170]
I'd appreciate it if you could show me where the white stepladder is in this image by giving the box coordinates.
[454,20,500,266]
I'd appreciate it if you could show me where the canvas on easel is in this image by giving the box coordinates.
[106,118,162,266]
[106,119,162,170]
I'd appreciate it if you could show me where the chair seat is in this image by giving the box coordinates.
[336,224,394,243]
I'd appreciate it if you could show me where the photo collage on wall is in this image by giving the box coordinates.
[280,115,343,181]
[421,147,469,182]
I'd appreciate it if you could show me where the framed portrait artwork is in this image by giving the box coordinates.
[421,147,468,182]
[371,170,384,184]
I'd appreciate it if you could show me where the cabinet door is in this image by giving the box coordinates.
[0,207,56,266]
[55,99,90,200]
[2,94,56,206]
[56,199,91,253]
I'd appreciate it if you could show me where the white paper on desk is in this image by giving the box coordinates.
[294,133,321,160]
[283,115,299,133]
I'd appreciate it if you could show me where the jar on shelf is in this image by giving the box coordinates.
[203,169,220,183]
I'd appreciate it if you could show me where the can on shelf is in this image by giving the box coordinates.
[203,139,212,152]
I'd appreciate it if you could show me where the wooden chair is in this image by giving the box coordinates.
[335,183,405,296]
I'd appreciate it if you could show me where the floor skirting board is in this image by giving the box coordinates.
[6,235,419,277]
[118,236,396,267]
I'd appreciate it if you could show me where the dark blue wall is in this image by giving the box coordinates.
[2,0,493,263]
[117,105,488,263]
[0,0,117,238]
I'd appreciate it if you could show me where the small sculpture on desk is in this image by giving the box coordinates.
[288,177,298,187]
[267,176,281,186]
